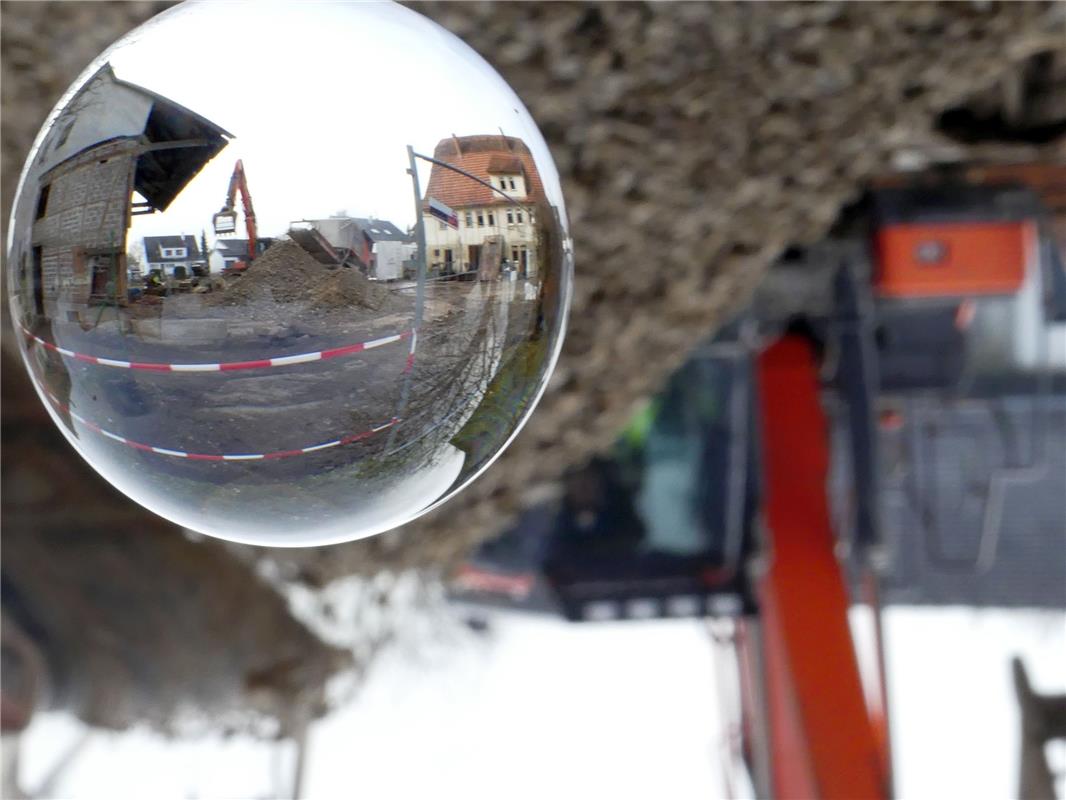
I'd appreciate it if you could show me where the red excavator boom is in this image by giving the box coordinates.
[212,159,257,267]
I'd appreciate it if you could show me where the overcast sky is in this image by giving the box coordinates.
[90,1,566,248]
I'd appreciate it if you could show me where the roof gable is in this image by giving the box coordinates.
[422,135,546,211]
[40,64,232,213]
[143,234,200,261]
[352,218,409,242]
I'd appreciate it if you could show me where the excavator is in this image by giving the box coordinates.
[451,163,1066,799]
[212,159,258,273]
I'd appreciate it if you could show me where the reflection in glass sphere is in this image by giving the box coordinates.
[6,1,572,546]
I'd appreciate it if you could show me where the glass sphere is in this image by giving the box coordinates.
[6,1,572,547]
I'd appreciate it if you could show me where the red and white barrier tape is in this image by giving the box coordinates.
[44,390,399,461]
[21,324,413,373]
[404,329,418,373]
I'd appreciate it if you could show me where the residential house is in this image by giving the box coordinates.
[143,235,202,279]
[10,63,229,321]
[300,215,411,277]
[208,237,276,272]
[421,135,547,279]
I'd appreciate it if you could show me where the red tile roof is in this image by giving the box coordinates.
[422,135,545,210]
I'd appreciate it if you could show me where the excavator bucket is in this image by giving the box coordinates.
[213,209,237,235]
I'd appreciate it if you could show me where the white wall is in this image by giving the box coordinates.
[423,205,537,275]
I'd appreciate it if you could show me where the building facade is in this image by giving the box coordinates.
[10,63,229,324]
[143,235,203,279]
[299,215,411,276]
[421,136,546,279]
[23,139,140,315]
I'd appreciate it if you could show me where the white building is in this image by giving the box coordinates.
[421,136,545,279]
[142,235,203,279]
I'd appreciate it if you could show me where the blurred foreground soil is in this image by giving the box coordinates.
[2,349,353,733]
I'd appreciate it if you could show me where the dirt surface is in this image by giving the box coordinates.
[205,239,392,312]
[3,2,1065,585]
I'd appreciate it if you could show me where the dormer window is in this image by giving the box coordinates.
[161,247,187,259]
[489,173,523,196]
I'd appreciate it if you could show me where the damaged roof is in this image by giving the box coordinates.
[422,135,545,211]
[352,217,410,243]
[143,235,200,262]
[39,64,231,213]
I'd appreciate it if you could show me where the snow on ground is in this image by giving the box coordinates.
[13,607,1066,799]
[885,607,1066,800]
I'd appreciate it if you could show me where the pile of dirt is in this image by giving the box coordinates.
[206,239,391,311]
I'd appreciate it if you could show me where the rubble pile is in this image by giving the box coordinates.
[207,239,391,311]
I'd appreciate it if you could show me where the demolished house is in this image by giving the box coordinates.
[11,64,230,323]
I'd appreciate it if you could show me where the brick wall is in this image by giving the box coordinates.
[30,143,135,312]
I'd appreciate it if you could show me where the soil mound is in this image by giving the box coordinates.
[207,239,391,311]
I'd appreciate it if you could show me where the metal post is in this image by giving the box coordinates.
[386,146,429,449]
[408,145,429,332]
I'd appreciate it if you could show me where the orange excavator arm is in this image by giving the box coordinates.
[213,159,257,263]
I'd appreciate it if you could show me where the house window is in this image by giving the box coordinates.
[465,211,473,227]
[477,212,484,227]
[161,247,187,259]
[439,221,447,231]
[516,210,523,224]
[508,178,516,190]
[487,211,495,226]
[35,184,51,220]
[433,249,440,257]
[506,210,514,224]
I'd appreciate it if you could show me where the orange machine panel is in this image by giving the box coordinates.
[874,221,1031,297]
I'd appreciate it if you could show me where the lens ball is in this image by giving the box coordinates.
[6,1,572,546]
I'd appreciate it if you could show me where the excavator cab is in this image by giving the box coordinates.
[212,208,238,235]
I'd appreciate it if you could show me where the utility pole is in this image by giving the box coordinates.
[386,146,430,450]
[407,145,429,335]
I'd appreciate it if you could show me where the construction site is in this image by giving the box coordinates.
[2,2,1065,799]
